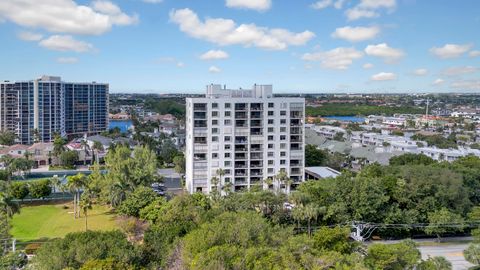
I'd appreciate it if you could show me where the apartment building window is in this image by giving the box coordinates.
[225,103,231,109]
[212,120,218,125]
[268,144,274,149]
[280,143,286,149]
[224,136,231,142]
[224,161,231,166]
[212,111,219,117]
[280,111,286,116]
[212,136,218,142]
[225,111,231,117]
[224,177,231,183]
[268,135,274,141]
[225,169,231,175]
[280,119,286,124]
[268,127,274,133]
[212,128,219,134]
[224,119,231,125]
[280,151,286,157]
[225,144,231,150]
[280,160,286,165]
[268,111,274,116]
[280,127,286,132]
[268,103,274,108]
[212,153,218,159]
[280,135,286,140]
[268,160,274,165]
[225,153,231,158]
[268,152,274,157]
[268,168,274,173]
[268,119,274,124]
[212,103,218,109]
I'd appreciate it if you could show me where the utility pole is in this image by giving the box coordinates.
[12,239,16,253]
[350,221,378,242]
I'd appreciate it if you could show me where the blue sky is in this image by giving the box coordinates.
[0,0,479,93]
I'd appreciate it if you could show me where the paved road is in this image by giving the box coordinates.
[418,244,473,270]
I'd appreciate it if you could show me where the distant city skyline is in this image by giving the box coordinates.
[0,0,479,93]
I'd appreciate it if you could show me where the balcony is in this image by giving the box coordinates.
[235,169,247,176]
[235,161,247,168]
[250,144,263,152]
[290,127,303,135]
[290,111,303,119]
[193,154,207,161]
[194,120,207,128]
[250,161,263,168]
[235,153,247,160]
[250,153,263,160]
[290,135,302,143]
[250,103,263,111]
[250,120,262,127]
[235,136,248,144]
[290,119,302,126]
[250,111,263,119]
[193,103,207,111]
[250,169,263,177]
[235,112,247,119]
[235,120,248,127]
[290,168,302,175]
[235,103,247,111]
[290,144,303,151]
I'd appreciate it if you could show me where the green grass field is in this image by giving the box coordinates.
[10,202,119,241]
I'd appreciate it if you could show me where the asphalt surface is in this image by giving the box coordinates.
[418,244,474,270]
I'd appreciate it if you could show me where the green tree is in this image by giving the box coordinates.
[389,153,435,166]
[28,179,52,199]
[305,144,327,167]
[59,150,78,168]
[417,256,452,270]
[425,208,464,241]
[365,240,421,270]
[464,244,480,266]
[92,140,104,164]
[0,131,16,146]
[0,251,28,269]
[80,190,94,231]
[33,230,139,270]
[67,174,86,219]
[53,134,66,164]
[313,226,357,254]
[117,186,158,217]
[173,154,185,175]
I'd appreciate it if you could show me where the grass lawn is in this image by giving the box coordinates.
[10,202,119,241]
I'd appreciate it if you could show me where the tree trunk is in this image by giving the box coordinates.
[85,211,88,231]
[73,193,76,219]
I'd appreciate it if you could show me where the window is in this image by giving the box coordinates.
[268,111,274,116]
[268,168,274,173]
[280,135,286,140]
[212,120,218,125]
[225,111,231,117]
[268,135,274,141]
[280,127,286,132]
[224,161,231,166]
[280,110,286,116]
[224,136,231,142]
[212,128,219,134]
[212,136,218,142]
[280,143,286,149]
[212,111,219,117]
[225,169,231,175]
[268,103,274,108]
[280,151,286,157]
[212,153,218,159]
[268,144,274,149]
[225,177,231,182]
[268,152,274,157]
[224,119,231,125]
[212,103,218,109]
[224,153,231,158]
[280,160,286,165]
[268,119,274,124]
[225,144,231,150]
[280,119,286,124]
[268,127,274,133]
[225,103,231,109]
[268,160,274,165]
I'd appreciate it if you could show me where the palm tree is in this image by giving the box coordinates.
[80,139,89,166]
[51,175,61,193]
[0,191,20,246]
[109,181,129,208]
[53,134,66,166]
[66,173,86,219]
[80,191,93,231]
[92,141,104,164]
[275,170,290,194]
[216,168,225,195]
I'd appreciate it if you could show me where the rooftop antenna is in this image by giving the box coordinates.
[425,98,430,118]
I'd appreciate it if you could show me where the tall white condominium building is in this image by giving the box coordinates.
[185,84,305,194]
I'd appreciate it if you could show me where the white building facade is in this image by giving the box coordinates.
[185,84,305,194]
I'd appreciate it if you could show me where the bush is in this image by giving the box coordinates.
[10,182,29,200]
[28,179,52,199]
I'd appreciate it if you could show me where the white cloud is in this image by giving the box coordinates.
[39,35,94,52]
[413,68,428,76]
[169,8,315,50]
[332,26,380,42]
[371,72,396,81]
[56,57,78,64]
[468,50,480,58]
[450,80,480,90]
[200,50,230,60]
[432,78,445,86]
[364,43,404,63]
[17,31,43,41]
[363,63,374,69]
[311,0,332,10]
[312,0,345,10]
[225,0,271,11]
[142,0,163,3]
[0,0,138,35]
[358,0,396,9]
[302,47,364,70]
[176,62,185,68]
[345,0,396,21]
[156,57,184,67]
[345,7,379,20]
[441,66,478,76]
[209,66,222,73]
[430,43,473,59]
